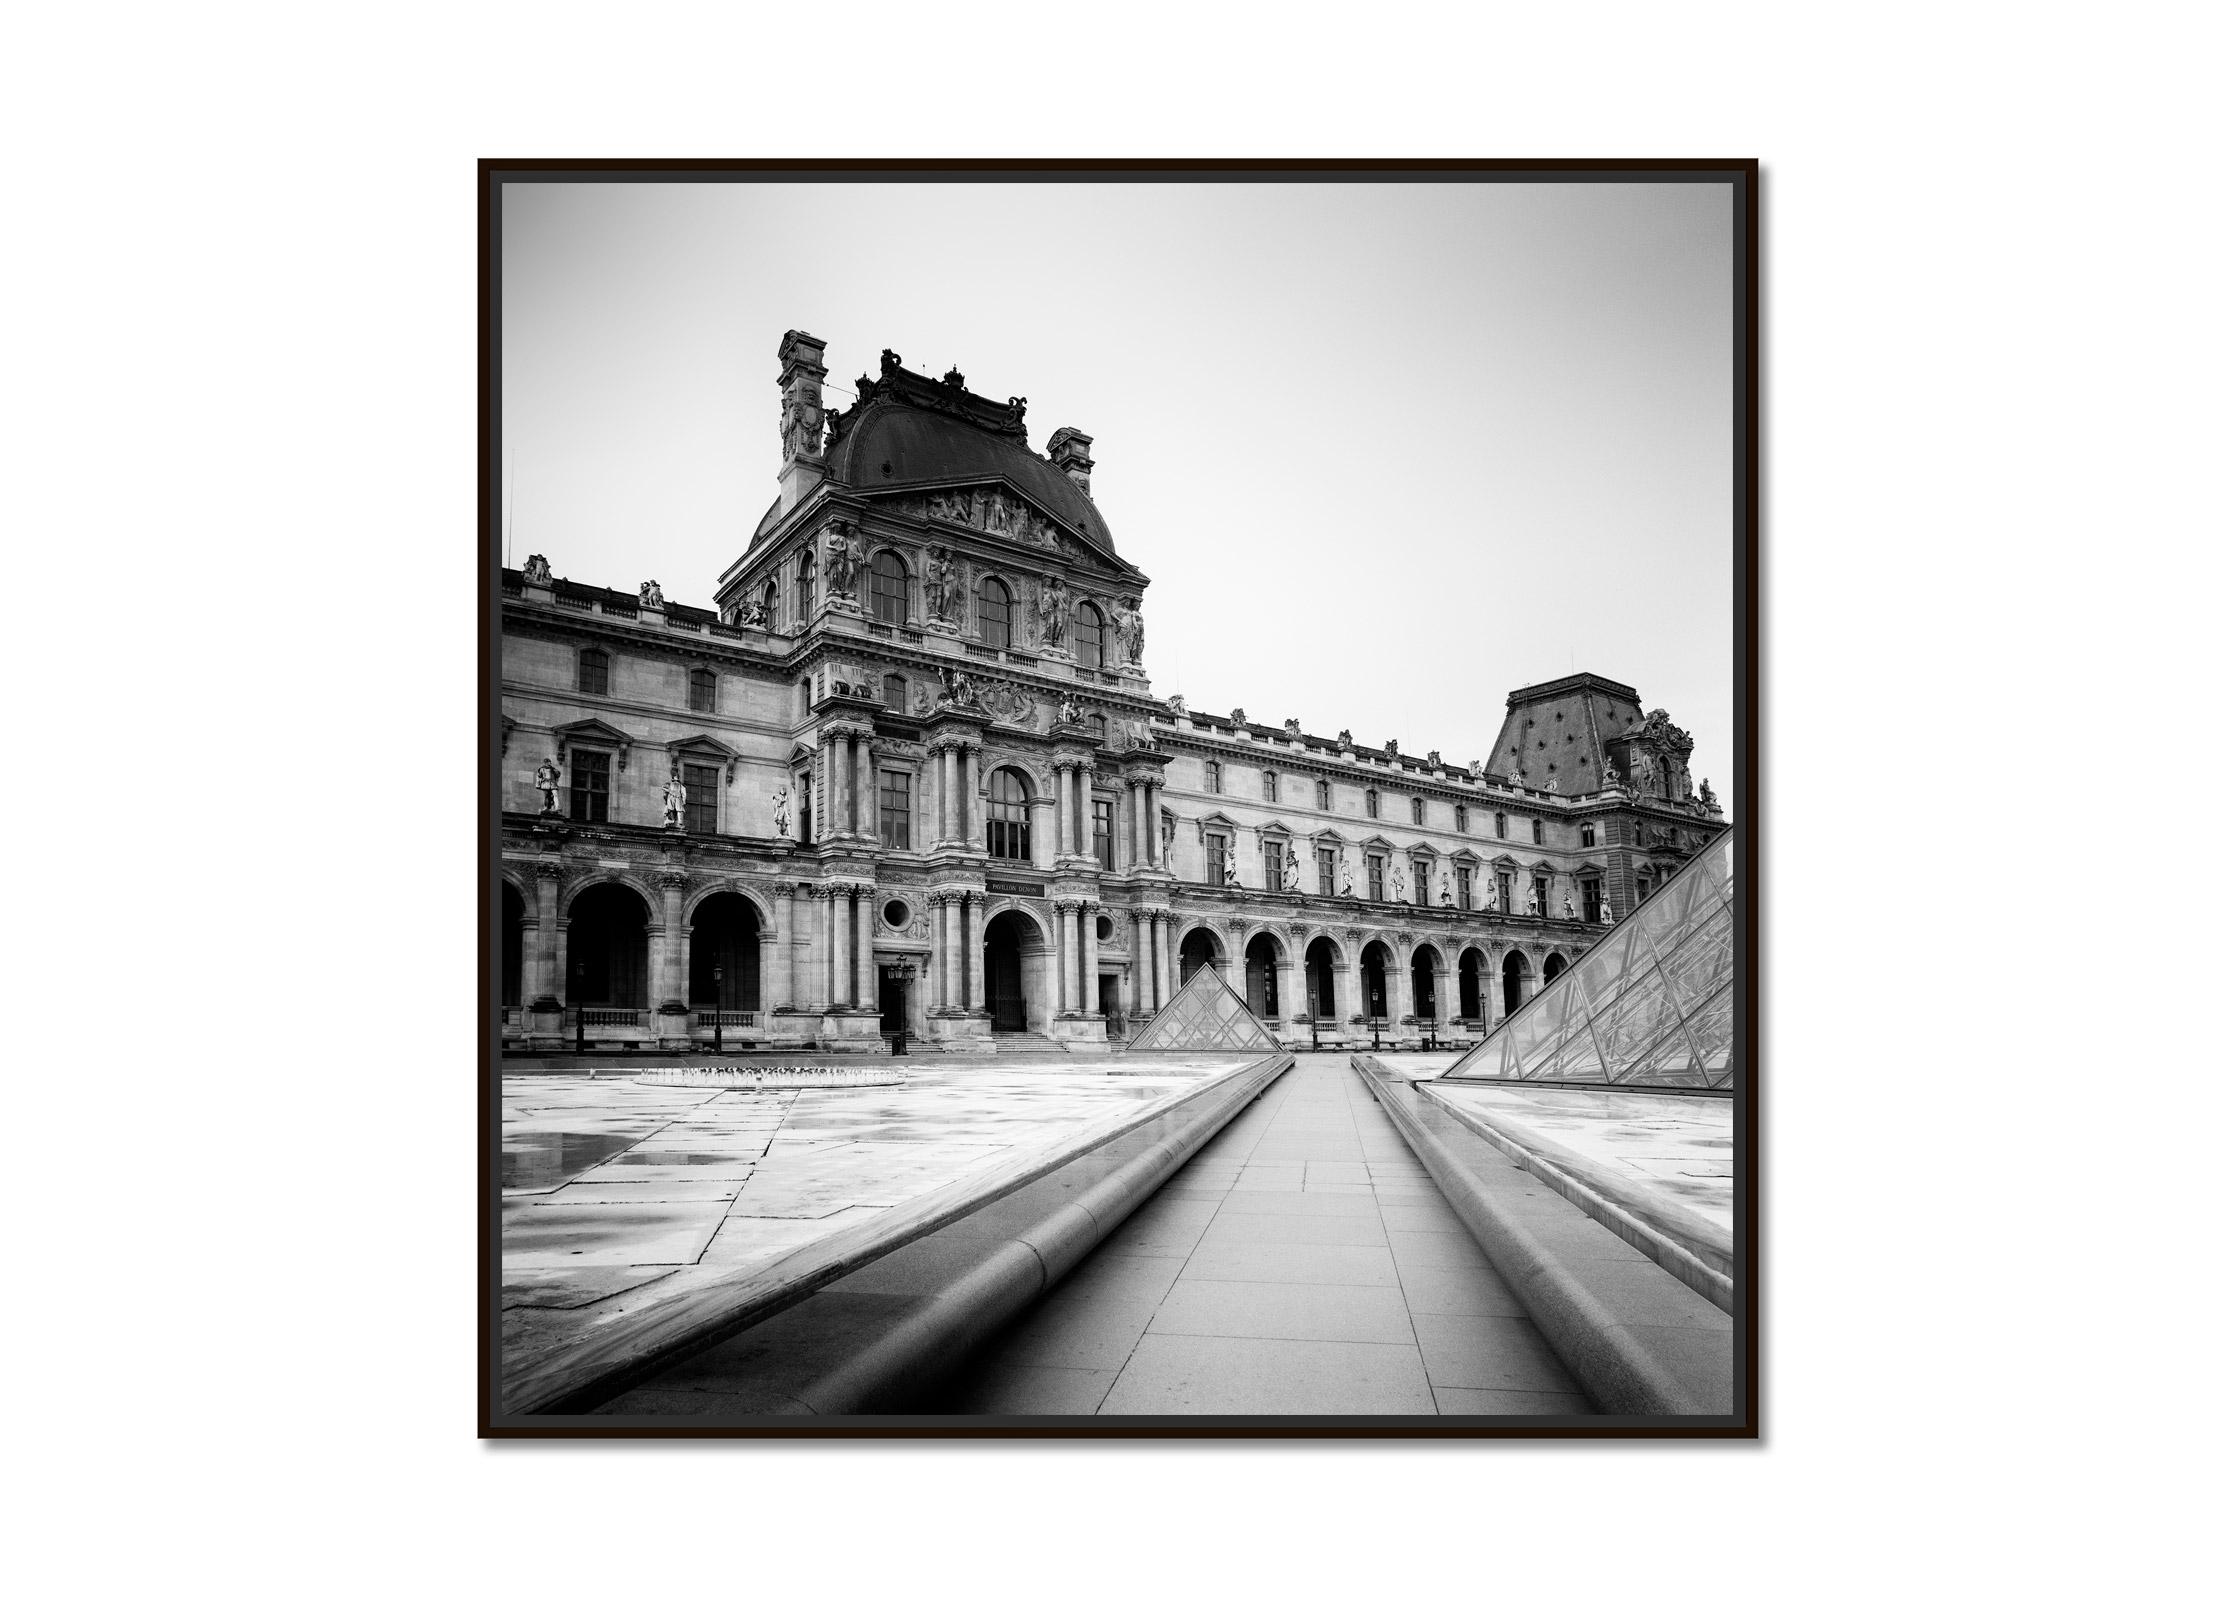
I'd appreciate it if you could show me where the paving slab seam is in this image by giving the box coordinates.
[1351,1055,1731,1418]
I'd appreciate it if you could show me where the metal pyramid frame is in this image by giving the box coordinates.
[1444,827,1735,1091]
[1125,961,1283,1053]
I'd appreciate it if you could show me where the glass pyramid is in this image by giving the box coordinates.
[1126,962,1283,1053]
[1445,827,1736,1091]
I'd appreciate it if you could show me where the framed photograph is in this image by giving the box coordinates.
[481,160,1756,1437]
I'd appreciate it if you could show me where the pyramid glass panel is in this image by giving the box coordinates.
[1445,826,1736,1091]
[1126,962,1282,1052]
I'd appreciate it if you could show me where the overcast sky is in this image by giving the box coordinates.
[501,177,1735,801]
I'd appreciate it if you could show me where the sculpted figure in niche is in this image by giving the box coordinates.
[662,768,688,828]
[823,527,866,597]
[1283,847,1302,892]
[772,787,791,837]
[1223,853,1240,888]
[521,553,552,585]
[1115,598,1146,665]
[1563,895,1576,920]
[533,758,562,814]
[1439,874,1454,907]
[924,547,958,622]
[1600,900,1616,925]
[1339,860,1355,897]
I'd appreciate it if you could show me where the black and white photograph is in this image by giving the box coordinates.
[482,164,1753,1433]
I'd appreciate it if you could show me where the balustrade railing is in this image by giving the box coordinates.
[576,1008,644,1027]
[693,1010,761,1028]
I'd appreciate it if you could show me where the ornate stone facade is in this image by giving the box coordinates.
[497,335,1723,1052]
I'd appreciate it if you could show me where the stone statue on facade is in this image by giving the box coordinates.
[1339,860,1355,897]
[662,769,688,828]
[1230,708,1249,731]
[1468,758,1484,780]
[1600,900,1615,925]
[1283,847,1302,892]
[1700,778,1719,809]
[1283,718,1302,736]
[772,787,791,837]
[1166,694,1188,716]
[1603,755,1622,787]
[986,492,1015,537]
[1058,693,1083,726]
[1115,598,1145,665]
[521,552,552,585]
[1427,749,1441,766]
[1391,864,1410,903]
[1223,853,1240,888]
[1439,874,1453,907]
[1384,739,1400,756]
[638,579,665,610]
[1039,576,1073,648]
[1336,729,1353,751]
[1563,895,1576,920]
[781,392,823,459]
[822,526,866,598]
[533,758,562,815]
[923,546,958,624]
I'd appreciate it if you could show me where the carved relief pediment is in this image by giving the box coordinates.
[554,717,634,768]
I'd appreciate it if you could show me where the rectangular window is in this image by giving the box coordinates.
[689,668,717,714]
[1206,761,1222,795]
[1206,834,1229,887]
[1262,771,1278,803]
[1316,780,1331,810]
[883,673,906,712]
[1264,841,1284,888]
[1366,790,1380,818]
[1531,817,1545,845]
[578,650,609,697]
[569,750,610,823]
[1497,872,1513,914]
[1454,805,1468,832]
[1533,874,1551,916]
[1582,822,1596,848]
[1367,852,1386,901]
[1094,799,1113,870]
[1456,866,1473,911]
[1413,859,1431,906]
[1411,797,1425,825]
[1582,878,1603,924]
[683,763,719,835]
[1494,812,1508,840]
[1317,847,1336,897]
[879,769,911,849]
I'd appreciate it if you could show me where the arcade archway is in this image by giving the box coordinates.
[565,882,650,1010]
[688,892,761,1012]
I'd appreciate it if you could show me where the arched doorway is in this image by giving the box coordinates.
[1179,926,1224,984]
[688,892,761,1014]
[1543,950,1569,985]
[1502,951,1529,1015]
[1243,931,1282,1020]
[501,882,524,1009]
[1458,948,1486,1024]
[566,883,650,1012]
[1305,937,1340,1021]
[1360,940,1393,1020]
[983,908,1044,1033]
[1411,945,1439,1020]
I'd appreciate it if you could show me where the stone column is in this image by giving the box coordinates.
[1030,796,1055,871]
[770,886,796,1011]
[1152,912,1171,1006]
[828,886,851,1009]
[936,745,954,846]
[655,874,688,1014]
[1056,899,1077,1014]
[1146,780,1164,869]
[856,736,875,839]
[1075,905,1093,1017]
[1276,954,1299,1025]
[939,893,962,1011]
[529,866,562,1004]
[855,885,877,1011]
[964,746,983,852]
[819,734,837,840]
[1132,910,1151,1013]
[965,892,986,1013]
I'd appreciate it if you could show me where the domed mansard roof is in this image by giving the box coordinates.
[747,354,1120,563]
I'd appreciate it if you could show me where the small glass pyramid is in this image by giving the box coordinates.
[1445,828,1736,1091]
[1126,962,1283,1053]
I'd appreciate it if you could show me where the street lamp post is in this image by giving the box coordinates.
[713,964,724,1054]
[573,961,586,1055]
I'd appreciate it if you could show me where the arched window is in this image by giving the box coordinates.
[794,555,814,629]
[759,579,778,625]
[979,578,1013,650]
[688,667,716,714]
[987,768,1031,861]
[870,551,908,625]
[577,648,609,697]
[1073,601,1105,667]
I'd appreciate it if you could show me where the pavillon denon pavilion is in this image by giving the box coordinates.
[497,332,1725,1052]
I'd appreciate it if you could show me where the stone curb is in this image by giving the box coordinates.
[526,1053,1292,1416]
[1351,1055,1730,1417]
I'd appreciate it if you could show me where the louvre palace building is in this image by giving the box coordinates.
[497,331,1726,1052]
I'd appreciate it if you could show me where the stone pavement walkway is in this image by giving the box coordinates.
[928,1052,1596,1416]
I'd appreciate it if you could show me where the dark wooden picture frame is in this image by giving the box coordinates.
[479,159,1758,1438]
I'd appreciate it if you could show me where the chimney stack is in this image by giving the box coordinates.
[1046,427,1095,498]
[776,330,829,513]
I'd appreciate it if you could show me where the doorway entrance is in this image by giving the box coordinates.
[984,910,1031,1032]
[877,966,911,1035]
